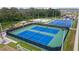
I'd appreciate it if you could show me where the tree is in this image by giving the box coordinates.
[0,7,61,23]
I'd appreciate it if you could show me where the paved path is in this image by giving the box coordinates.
[0,37,17,44]
[0,45,17,51]
[70,28,76,30]
[74,19,79,51]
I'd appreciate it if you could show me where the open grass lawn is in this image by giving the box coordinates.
[8,41,42,51]
[7,42,18,48]
[63,19,78,51]
[63,30,76,51]
[7,36,42,51]
[72,20,78,28]
[0,45,17,51]
[0,44,4,48]
[18,41,42,51]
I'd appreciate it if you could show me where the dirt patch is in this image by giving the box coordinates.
[0,45,18,51]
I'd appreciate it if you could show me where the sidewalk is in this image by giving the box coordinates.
[74,19,79,51]
[0,37,17,44]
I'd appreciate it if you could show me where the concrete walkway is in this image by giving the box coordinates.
[0,37,17,44]
[74,19,79,51]
[70,28,76,31]
[0,45,17,51]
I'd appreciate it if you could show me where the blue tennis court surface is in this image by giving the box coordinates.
[32,26,59,34]
[18,30,53,45]
[8,24,68,50]
[49,19,73,28]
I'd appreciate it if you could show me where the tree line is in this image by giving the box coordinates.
[0,7,61,23]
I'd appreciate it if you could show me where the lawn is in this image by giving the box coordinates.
[72,20,78,28]
[7,42,18,48]
[63,19,78,51]
[7,36,42,51]
[63,30,76,51]
[0,44,4,48]
[18,41,42,51]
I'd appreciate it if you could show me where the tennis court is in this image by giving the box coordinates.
[18,30,53,45]
[49,19,73,28]
[7,24,68,50]
[31,26,59,34]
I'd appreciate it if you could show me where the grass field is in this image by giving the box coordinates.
[72,20,78,28]
[18,41,42,51]
[7,36,42,51]
[63,19,78,51]
[63,20,78,51]
[0,44,4,48]
[7,42,41,51]
[63,30,76,51]
[7,42,18,48]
